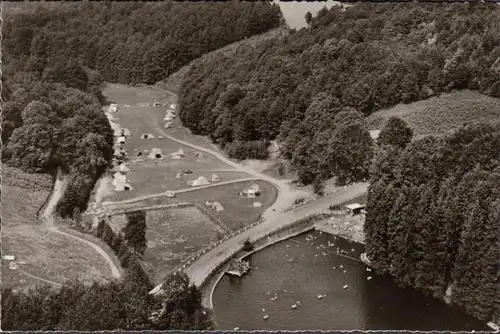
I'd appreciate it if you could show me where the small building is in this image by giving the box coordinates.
[345,203,365,215]
[369,130,381,141]
[3,255,15,261]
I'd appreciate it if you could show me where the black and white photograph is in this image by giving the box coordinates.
[1,0,500,332]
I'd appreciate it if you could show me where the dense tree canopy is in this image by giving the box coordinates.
[178,2,500,183]
[364,122,500,322]
[3,1,283,85]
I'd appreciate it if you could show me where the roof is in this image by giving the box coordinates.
[345,203,365,210]
[369,130,381,140]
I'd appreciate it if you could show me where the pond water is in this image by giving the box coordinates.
[212,231,491,331]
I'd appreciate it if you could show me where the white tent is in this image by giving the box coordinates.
[118,136,126,144]
[212,201,224,212]
[170,103,176,109]
[119,164,130,173]
[148,148,163,160]
[175,173,183,180]
[164,122,172,129]
[253,202,262,208]
[192,176,210,187]
[3,255,15,261]
[108,104,118,113]
[211,174,220,182]
[170,148,185,159]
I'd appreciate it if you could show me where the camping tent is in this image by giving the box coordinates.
[212,202,224,212]
[192,176,210,187]
[147,148,163,160]
[211,174,220,182]
[170,148,185,159]
[175,173,183,179]
[108,104,118,113]
[170,103,176,109]
[118,136,126,144]
[119,164,130,173]
[164,122,172,129]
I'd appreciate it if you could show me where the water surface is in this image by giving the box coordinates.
[213,231,491,331]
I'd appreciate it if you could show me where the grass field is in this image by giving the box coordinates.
[100,84,240,202]
[366,90,500,138]
[108,161,249,202]
[112,180,278,231]
[109,207,222,284]
[3,167,115,290]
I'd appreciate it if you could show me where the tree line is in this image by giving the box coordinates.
[178,2,500,185]
[364,117,500,322]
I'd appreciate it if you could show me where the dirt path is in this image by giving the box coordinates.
[103,177,258,207]
[41,171,122,280]
[18,269,63,288]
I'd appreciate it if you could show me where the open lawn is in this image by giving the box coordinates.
[366,90,500,138]
[108,160,249,202]
[3,167,115,290]
[109,207,222,285]
[111,180,278,231]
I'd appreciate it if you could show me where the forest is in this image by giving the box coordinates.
[178,2,500,185]
[364,118,500,322]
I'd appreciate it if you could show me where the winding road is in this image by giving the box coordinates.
[41,172,122,280]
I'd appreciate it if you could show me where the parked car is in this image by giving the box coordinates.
[183,169,193,174]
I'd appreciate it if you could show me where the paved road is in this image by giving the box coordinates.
[151,182,368,290]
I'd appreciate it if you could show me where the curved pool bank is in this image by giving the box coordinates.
[211,231,492,331]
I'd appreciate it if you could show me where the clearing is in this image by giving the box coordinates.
[2,167,116,291]
[107,180,278,231]
[107,206,222,285]
[366,90,500,138]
